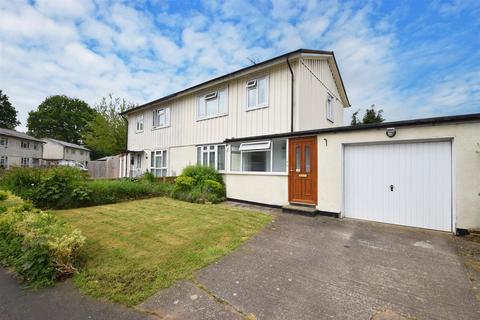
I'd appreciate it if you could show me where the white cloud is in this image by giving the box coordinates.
[0,0,478,132]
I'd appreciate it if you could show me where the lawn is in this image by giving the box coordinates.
[55,197,272,306]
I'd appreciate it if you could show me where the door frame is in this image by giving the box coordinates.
[288,136,318,205]
[341,137,455,232]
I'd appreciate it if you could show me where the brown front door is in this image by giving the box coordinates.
[288,136,317,205]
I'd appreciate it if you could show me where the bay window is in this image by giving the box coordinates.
[150,150,168,177]
[230,139,287,173]
[246,76,268,110]
[198,88,228,119]
[197,144,225,171]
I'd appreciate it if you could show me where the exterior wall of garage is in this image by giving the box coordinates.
[315,121,480,230]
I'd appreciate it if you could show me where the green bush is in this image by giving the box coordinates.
[172,165,226,204]
[0,206,85,287]
[0,190,8,201]
[0,167,42,200]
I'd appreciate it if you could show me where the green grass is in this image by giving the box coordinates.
[55,197,272,306]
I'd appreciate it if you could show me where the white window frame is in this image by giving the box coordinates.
[197,144,226,171]
[136,114,144,132]
[246,75,269,110]
[230,139,287,173]
[326,93,334,123]
[0,136,8,147]
[150,149,168,177]
[21,140,30,149]
[152,107,170,129]
[0,156,8,168]
[197,87,228,120]
[21,157,29,167]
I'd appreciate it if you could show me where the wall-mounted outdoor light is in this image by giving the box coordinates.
[386,128,396,138]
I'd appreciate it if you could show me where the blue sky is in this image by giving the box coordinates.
[1,0,479,130]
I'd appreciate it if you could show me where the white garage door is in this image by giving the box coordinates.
[344,141,452,231]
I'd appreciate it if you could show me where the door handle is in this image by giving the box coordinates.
[390,185,394,192]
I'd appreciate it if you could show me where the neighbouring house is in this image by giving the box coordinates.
[42,138,90,167]
[0,128,44,168]
[119,48,480,233]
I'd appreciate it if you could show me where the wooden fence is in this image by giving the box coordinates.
[87,156,120,179]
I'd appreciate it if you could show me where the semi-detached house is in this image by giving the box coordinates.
[120,49,480,234]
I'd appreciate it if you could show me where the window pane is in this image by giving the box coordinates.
[247,87,257,108]
[218,89,227,113]
[258,78,266,105]
[272,140,287,172]
[295,146,301,172]
[150,152,154,167]
[209,151,215,168]
[242,151,270,172]
[206,98,217,116]
[162,151,167,167]
[161,169,167,177]
[230,144,241,171]
[202,152,208,166]
[305,146,310,172]
[156,155,162,168]
[159,112,166,126]
[197,147,201,165]
[217,145,225,170]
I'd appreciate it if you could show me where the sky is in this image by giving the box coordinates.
[1,0,479,131]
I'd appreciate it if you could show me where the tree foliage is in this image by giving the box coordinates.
[0,90,20,129]
[83,95,133,159]
[27,95,95,143]
[351,104,385,125]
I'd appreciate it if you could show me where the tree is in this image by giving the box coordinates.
[351,105,385,125]
[0,90,20,129]
[27,95,95,144]
[83,95,134,159]
[362,104,385,124]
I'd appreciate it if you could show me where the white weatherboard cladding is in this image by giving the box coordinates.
[127,63,295,151]
[344,141,452,231]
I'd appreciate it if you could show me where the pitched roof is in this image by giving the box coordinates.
[0,127,45,143]
[121,49,350,115]
[43,138,90,151]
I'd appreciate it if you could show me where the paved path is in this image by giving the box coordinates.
[0,268,153,320]
[141,212,480,320]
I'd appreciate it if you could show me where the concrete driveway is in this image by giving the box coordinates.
[141,210,480,320]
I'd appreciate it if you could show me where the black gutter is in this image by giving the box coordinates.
[286,56,294,132]
[224,113,480,143]
[120,49,337,116]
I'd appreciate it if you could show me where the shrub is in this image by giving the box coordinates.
[0,190,8,201]
[142,171,156,183]
[0,167,42,200]
[0,206,85,287]
[172,165,226,204]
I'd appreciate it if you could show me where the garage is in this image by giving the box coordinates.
[343,140,452,231]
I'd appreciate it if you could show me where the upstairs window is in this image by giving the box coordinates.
[153,108,170,128]
[71,149,76,155]
[326,93,334,122]
[136,114,144,132]
[198,88,227,119]
[0,137,8,146]
[197,144,225,171]
[33,143,38,150]
[246,76,268,110]
[21,140,29,149]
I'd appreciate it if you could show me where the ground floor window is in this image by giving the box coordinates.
[197,144,225,171]
[150,150,167,177]
[0,156,7,169]
[31,158,40,167]
[21,157,29,167]
[230,139,287,173]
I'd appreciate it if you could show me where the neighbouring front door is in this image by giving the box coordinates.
[288,136,317,205]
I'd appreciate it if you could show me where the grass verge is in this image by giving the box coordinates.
[55,197,272,306]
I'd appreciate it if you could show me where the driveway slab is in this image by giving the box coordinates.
[145,212,480,320]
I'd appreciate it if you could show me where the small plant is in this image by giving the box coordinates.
[172,165,226,204]
[0,190,8,201]
[142,171,156,183]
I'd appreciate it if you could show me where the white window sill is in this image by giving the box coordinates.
[246,105,269,112]
[135,130,144,134]
[223,171,287,176]
[196,113,228,122]
[152,125,170,131]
